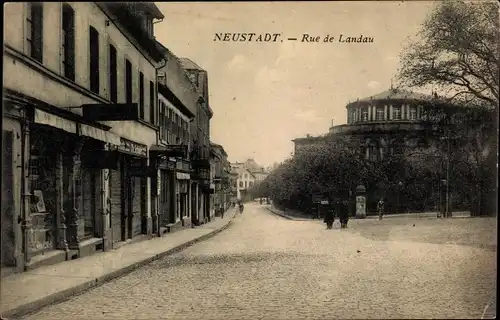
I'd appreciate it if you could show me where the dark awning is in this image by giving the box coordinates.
[150,144,187,159]
[192,159,211,170]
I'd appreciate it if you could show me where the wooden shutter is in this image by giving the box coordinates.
[32,3,43,62]
[149,81,155,124]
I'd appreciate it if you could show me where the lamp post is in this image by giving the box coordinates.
[440,133,451,218]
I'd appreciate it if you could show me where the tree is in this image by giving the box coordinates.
[398,1,498,108]
[398,0,499,216]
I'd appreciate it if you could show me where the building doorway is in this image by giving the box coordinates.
[2,131,16,269]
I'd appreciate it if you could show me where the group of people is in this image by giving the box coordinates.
[323,198,385,229]
[231,200,245,214]
[323,208,349,229]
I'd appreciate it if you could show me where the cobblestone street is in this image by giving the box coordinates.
[22,203,496,320]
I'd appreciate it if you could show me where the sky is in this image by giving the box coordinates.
[154,1,436,167]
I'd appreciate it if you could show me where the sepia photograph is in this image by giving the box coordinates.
[1,1,498,319]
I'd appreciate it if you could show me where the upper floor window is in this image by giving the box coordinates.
[244,173,247,179]
[375,107,384,121]
[409,106,417,120]
[239,181,243,188]
[361,107,368,121]
[149,81,155,125]
[125,59,133,104]
[139,72,145,119]
[26,3,43,63]
[348,109,355,123]
[109,44,118,103]
[89,26,100,94]
[159,101,165,139]
[61,3,75,81]
[392,106,402,120]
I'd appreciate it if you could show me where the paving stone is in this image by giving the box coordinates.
[22,203,496,320]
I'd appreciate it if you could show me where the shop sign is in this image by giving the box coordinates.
[157,171,161,196]
[176,172,190,180]
[118,138,147,157]
[34,109,77,134]
[80,124,121,146]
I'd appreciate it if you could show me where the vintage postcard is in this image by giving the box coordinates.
[2,1,497,319]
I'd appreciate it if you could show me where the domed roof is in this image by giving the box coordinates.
[352,88,434,104]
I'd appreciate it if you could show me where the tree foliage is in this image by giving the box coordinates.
[398,0,499,108]
[398,0,499,216]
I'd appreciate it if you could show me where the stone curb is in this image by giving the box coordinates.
[265,207,311,221]
[2,212,237,320]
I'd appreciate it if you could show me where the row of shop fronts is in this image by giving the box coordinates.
[2,93,213,274]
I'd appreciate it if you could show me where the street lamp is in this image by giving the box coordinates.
[440,134,451,218]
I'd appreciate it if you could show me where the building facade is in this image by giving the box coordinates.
[292,88,475,214]
[154,41,199,234]
[180,58,214,224]
[3,2,164,272]
[210,143,231,216]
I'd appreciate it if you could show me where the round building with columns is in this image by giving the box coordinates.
[292,87,472,215]
[328,88,448,160]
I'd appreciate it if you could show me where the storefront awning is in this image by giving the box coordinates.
[35,108,121,146]
[34,109,77,134]
[176,172,191,180]
[79,123,121,146]
[150,144,187,159]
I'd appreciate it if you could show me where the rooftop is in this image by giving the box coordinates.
[179,58,204,71]
[352,88,434,104]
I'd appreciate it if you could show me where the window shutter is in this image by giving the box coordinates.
[149,81,155,125]
[32,4,43,62]
[66,9,75,80]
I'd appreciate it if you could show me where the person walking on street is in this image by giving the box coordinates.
[239,201,244,214]
[339,200,349,228]
[324,206,334,229]
[377,198,384,220]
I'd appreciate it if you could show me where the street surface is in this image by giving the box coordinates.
[22,203,496,319]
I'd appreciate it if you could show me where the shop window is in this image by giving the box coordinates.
[109,44,118,103]
[125,59,133,104]
[26,3,43,62]
[89,26,100,94]
[28,134,58,254]
[139,72,144,119]
[62,3,75,81]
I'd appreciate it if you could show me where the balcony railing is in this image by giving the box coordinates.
[329,121,433,135]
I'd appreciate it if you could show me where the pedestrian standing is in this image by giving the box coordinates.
[377,198,384,220]
[324,206,334,229]
[339,200,349,228]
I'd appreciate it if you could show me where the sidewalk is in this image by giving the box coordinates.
[267,205,471,221]
[0,210,237,319]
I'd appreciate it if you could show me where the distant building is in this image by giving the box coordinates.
[230,158,268,200]
[180,58,214,224]
[292,87,475,213]
[210,142,231,216]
